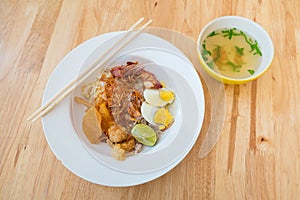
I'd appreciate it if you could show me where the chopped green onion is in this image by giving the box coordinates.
[248,69,255,75]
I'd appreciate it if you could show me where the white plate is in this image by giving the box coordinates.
[42,32,204,186]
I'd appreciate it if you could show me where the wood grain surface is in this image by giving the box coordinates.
[1,0,300,199]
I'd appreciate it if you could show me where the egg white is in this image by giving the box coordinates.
[141,102,159,126]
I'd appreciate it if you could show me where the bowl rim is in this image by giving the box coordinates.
[197,15,274,84]
[71,45,205,174]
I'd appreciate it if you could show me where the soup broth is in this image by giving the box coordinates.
[201,28,262,78]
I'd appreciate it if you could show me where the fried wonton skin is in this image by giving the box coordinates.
[82,107,104,144]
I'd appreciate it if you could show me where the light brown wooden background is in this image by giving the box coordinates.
[1,0,299,199]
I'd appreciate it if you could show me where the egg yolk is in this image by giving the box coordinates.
[159,91,174,102]
[153,108,173,127]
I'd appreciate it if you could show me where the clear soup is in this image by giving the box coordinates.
[201,28,262,78]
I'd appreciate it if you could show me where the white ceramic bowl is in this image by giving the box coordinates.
[197,16,274,84]
[71,32,205,174]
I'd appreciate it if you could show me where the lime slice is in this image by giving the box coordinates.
[131,124,157,146]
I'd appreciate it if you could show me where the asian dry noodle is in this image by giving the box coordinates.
[76,61,176,160]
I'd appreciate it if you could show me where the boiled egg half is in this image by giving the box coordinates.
[143,88,175,107]
[141,102,174,129]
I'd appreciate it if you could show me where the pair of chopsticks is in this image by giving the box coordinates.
[28,17,153,123]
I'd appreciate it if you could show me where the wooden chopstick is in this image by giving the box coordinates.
[28,18,152,122]
[28,17,145,122]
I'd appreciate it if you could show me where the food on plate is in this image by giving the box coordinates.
[143,88,175,107]
[82,107,105,144]
[75,61,176,160]
[98,102,114,133]
[141,102,173,130]
[131,124,157,146]
[107,124,129,143]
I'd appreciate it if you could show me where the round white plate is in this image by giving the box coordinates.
[42,32,204,186]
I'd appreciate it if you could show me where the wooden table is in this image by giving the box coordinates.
[1,0,299,199]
